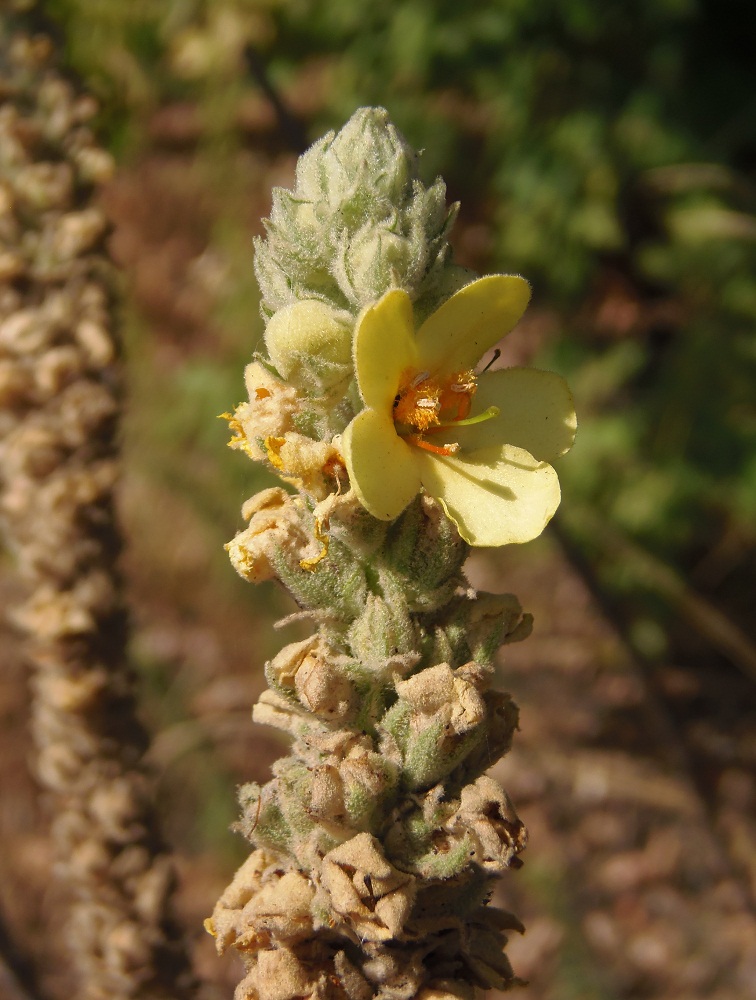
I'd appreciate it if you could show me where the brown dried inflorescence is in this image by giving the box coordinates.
[0,14,194,1000]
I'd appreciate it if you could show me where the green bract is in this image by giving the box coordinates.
[254,107,458,318]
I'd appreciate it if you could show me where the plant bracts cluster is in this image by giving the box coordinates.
[207,109,553,1000]
[211,489,532,1000]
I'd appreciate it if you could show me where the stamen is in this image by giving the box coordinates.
[404,434,460,456]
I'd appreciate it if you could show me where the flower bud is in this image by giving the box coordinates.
[295,107,414,211]
[264,299,353,389]
[346,591,418,667]
[383,496,467,612]
[254,107,459,316]
[336,221,420,308]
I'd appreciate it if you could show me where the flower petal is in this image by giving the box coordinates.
[415,275,531,374]
[342,408,421,520]
[445,368,577,461]
[354,289,418,410]
[416,445,561,546]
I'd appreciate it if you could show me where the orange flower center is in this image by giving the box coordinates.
[393,368,477,455]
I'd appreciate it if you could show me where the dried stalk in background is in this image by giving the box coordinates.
[0,11,194,999]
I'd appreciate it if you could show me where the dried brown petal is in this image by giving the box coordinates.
[321,833,416,942]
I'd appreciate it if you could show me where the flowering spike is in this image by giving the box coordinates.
[210,108,575,1000]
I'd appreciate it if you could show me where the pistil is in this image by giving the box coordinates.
[431,405,500,431]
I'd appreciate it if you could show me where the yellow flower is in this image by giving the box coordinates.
[341,276,576,546]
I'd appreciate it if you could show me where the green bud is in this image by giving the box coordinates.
[237,782,293,853]
[296,107,414,211]
[405,721,486,791]
[382,497,467,612]
[254,108,460,316]
[401,830,474,881]
[342,662,395,732]
[412,263,479,325]
[346,587,418,666]
[434,593,532,668]
[335,220,420,308]
[264,299,353,390]
[271,533,368,625]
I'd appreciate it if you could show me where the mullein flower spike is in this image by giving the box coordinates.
[210,107,575,1000]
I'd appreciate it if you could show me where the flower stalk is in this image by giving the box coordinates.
[209,108,575,1000]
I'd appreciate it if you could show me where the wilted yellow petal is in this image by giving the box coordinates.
[416,445,561,546]
[444,367,577,461]
[415,275,531,374]
[342,408,421,520]
[354,289,418,409]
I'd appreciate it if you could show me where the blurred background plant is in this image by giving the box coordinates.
[3,2,755,998]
